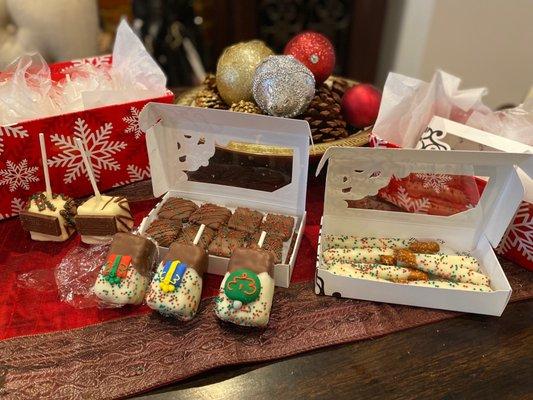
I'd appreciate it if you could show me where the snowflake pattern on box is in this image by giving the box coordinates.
[496,203,533,261]
[415,173,453,194]
[380,185,430,213]
[0,160,39,192]
[122,107,143,139]
[112,165,151,187]
[0,197,25,218]
[60,55,112,74]
[48,118,127,184]
[0,125,29,155]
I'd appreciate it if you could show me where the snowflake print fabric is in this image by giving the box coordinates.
[0,160,39,192]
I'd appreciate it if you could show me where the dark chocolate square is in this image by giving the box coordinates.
[20,210,61,236]
[75,215,118,236]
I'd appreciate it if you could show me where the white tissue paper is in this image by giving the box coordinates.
[0,19,168,125]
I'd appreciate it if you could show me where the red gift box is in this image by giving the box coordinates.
[0,55,174,220]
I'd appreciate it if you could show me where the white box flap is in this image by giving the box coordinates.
[316,147,532,248]
[139,103,310,215]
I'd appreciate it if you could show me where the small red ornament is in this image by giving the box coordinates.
[284,31,335,85]
[341,84,382,128]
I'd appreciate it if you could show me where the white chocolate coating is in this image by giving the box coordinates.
[348,262,423,282]
[411,254,487,286]
[93,264,149,305]
[324,236,413,250]
[26,195,74,242]
[215,272,275,327]
[146,263,203,321]
[77,195,133,244]
[408,280,492,292]
[322,248,393,264]
[326,263,388,282]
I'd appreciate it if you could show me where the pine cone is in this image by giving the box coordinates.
[194,88,228,110]
[301,84,348,143]
[203,73,217,91]
[330,77,354,99]
[229,100,263,114]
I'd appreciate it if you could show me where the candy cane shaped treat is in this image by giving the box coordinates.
[93,233,157,305]
[20,134,77,242]
[395,249,488,286]
[215,231,276,327]
[407,280,492,292]
[146,224,208,320]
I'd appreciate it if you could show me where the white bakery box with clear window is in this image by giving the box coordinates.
[138,103,309,288]
[315,147,532,315]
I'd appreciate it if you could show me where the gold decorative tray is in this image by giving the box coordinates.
[175,77,370,158]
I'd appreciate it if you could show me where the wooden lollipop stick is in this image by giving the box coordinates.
[257,231,267,249]
[38,133,52,198]
[75,138,101,200]
[193,224,206,246]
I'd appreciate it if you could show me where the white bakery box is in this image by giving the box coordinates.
[315,147,532,315]
[137,102,310,288]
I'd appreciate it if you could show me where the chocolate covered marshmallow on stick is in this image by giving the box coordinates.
[20,134,77,241]
[146,224,209,320]
[215,231,276,327]
[93,232,158,305]
[74,138,133,244]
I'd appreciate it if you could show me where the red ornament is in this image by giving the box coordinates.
[284,31,335,85]
[341,84,382,128]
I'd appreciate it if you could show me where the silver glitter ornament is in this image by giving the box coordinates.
[252,55,315,118]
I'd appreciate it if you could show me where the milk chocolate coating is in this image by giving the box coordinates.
[228,247,275,278]
[108,232,157,277]
[164,242,208,276]
[76,215,118,236]
[20,211,62,236]
[158,197,198,221]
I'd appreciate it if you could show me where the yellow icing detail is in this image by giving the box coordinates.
[160,260,180,293]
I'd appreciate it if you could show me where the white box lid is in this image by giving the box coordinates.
[316,147,532,248]
[139,103,310,215]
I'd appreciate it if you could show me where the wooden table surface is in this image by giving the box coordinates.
[136,300,532,400]
[112,180,533,400]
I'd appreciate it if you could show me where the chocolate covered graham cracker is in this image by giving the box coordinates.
[208,228,248,258]
[260,213,294,241]
[189,203,232,230]
[227,207,264,234]
[175,224,215,250]
[145,219,182,247]
[249,232,283,264]
[157,197,198,222]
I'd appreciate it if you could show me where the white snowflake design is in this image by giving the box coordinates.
[0,197,25,219]
[496,203,533,261]
[0,159,39,192]
[380,185,430,214]
[122,107,143,139]
[48,118,127,184]
[415,173,452,194]
[112,165,151,188]
[0,125,29,155]
[60,55,112,74]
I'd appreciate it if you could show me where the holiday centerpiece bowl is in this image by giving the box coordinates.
[175,76,371,159]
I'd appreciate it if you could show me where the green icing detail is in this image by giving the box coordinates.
[105,256,122,286]
[224,269,261,304]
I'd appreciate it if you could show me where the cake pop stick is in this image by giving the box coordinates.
[74,139,133,244]
[146,224,209,320]
[19,134,77,241]
[215,230,276,327]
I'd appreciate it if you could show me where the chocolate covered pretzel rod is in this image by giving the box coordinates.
[324,235,440,253]
[326,261,427,283]
[322,248,393,264]
[327,263,388,282]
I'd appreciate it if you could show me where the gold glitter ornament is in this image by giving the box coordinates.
[216,40,274,105]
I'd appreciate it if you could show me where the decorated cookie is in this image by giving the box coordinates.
[189,203,232,230]
[215,247,276,327]
[227,207,264,233]
[93,233,157,305]
[20,192,77,242]
[260,213,294,241]
[157,197,198,222]
[146,242,208,320]
[145,219,182,247]
[75,195,134,244]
